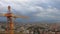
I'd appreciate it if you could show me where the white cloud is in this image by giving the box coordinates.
[34,6,60,19]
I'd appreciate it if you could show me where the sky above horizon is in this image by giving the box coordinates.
[0,0,60,22]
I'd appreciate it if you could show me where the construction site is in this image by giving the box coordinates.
[0,0,60,34]
[0,6,60,34]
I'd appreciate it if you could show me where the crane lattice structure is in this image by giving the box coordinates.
[0,6,28,34]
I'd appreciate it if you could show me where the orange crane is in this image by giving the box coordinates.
[0,6,28,34]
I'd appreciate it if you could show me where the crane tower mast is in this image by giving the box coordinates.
[0,6,28,34]
[5,6,14,34]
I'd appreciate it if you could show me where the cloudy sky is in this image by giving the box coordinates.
[0,0,60,22]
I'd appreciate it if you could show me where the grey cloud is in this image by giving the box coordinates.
[0,0,60,22]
